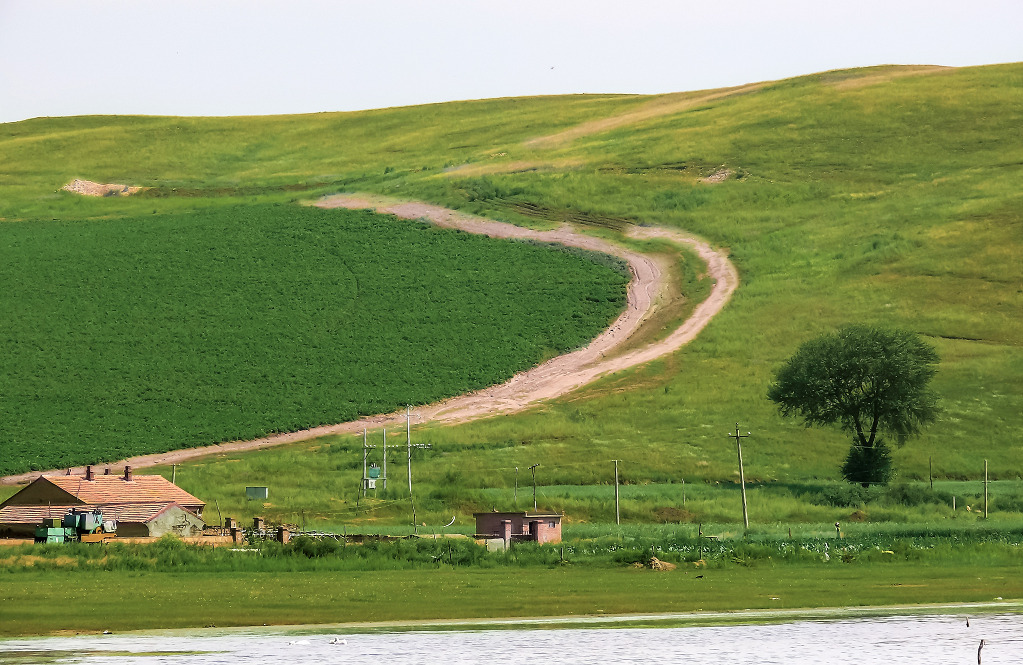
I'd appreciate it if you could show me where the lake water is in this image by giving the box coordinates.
[2,612,1020,664]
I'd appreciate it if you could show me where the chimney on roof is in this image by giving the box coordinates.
[124,466,133,482]
[85,466,94,481]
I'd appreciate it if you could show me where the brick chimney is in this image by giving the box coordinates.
[124,465,133,481]
[85,466,94,481]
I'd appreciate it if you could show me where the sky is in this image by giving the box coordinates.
[1,0,1021,124]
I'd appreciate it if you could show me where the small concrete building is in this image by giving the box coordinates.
[474,511,563,550]
[0,466,206,538]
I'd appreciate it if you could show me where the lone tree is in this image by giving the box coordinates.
[768,325,939,486]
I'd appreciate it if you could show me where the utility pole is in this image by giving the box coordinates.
[405,406,430,496]
[529,463,540,511]
[984,459,989,519]
[407,406,413,494]
[514,467,519,506]
[612,459,621,525]
[361,429,376,497]
[727,423,751,530]
[382,427,387,489]
[171,464,178,485]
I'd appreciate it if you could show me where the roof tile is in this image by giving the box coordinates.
[41,475,204,508]
[0,502,196,525]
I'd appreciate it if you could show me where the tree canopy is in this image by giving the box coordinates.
[768,325,939,484]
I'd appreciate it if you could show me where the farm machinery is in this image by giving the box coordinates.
[34,508,118,543]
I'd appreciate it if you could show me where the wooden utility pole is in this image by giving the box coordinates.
[929,456,933,490]
[382,428,387,489]
[529,463,540,511]
[171,464,178,485]
[612,459,621,525]
[514,466,519,506]
[727,423,751,530]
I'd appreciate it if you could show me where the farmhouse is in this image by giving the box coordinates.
[0,466,205,538]
[474,511,562,550]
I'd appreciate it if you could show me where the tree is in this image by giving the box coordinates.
[768,325,939,486]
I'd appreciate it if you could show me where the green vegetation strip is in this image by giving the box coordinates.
[1,564,1019,637]
[0,203,627,475]
[1,533,1022,636]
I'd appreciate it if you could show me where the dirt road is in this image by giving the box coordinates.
[1,196,737,484]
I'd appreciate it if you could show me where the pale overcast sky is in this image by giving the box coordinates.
[1,0,1020,124]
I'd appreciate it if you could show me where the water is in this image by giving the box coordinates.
[2,613,1020,664]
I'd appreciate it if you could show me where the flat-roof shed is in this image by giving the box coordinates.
[474,511,562,550]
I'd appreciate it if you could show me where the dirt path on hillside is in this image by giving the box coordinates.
[524,82,766,149]
[1,196,737,484]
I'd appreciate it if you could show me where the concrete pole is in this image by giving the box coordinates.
[612,459,621,525]
[362,429,368,497]
[727,423,751,531]
[529,463,540,511]
[407,406,413,494]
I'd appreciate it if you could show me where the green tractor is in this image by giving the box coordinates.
[34,508,118,543]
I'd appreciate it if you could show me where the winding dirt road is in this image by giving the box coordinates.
[1,196,737,484]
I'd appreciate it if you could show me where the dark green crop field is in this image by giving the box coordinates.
[0,204,627,474]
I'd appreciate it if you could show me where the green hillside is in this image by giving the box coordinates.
[1,64,1020,526]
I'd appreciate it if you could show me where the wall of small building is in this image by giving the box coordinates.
[475,513,563,545]
[474,513,504,536]
[146,507,204,538]
[115,523,152,538]
[533,518,562,544]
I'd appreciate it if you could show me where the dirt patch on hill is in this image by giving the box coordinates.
[63,179,142,197]
[525,82,765,149]
[700,168,732,184]
[826,65,953,91]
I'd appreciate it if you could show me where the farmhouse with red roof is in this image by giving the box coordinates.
[0,466,205,538]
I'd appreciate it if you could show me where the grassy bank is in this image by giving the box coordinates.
[4,522,1023,636]
[2,563,1020,637]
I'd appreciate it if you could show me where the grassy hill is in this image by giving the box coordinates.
[1,63,1020,527]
